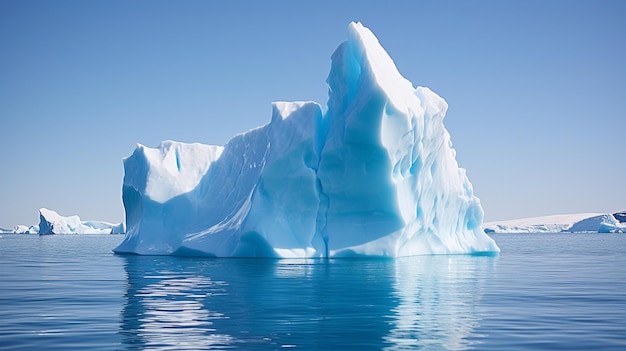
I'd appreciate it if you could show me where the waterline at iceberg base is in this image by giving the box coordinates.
[114,22,500,258]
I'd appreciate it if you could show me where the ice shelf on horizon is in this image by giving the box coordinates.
[114,22,500,258]
[484,212,626,233]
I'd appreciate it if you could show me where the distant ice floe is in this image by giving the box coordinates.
[38,208,125,234]
[0,224,40,234]
[1,208,124,235]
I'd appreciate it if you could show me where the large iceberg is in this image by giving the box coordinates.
[114,22,499,257]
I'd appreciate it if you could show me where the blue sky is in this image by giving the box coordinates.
[1,0,624,228]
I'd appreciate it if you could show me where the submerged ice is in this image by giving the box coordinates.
[114,22,500,257]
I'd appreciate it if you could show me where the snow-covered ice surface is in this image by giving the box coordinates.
[114,22,500,257]
[38,208,125,234]
[484,213,626,233]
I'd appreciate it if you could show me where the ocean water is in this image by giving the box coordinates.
[0,234,624,350]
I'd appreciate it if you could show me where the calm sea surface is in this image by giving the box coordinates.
[0,233,624,350]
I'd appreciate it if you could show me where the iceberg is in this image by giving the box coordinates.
[114,22,500,257]
[569,214,626,233]
[38,208,125,234]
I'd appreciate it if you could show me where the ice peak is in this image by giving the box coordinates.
[346,22,407,86]
[327,22,417,116]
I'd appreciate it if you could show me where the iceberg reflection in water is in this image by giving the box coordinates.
[386,256,494,350]
[120,255,494,350]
